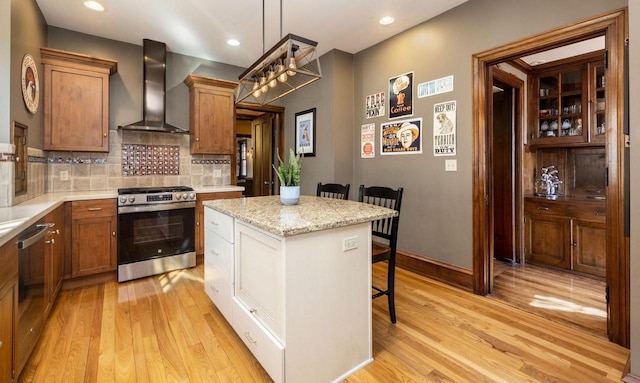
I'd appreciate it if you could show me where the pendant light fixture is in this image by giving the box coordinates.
[236,0,322,105]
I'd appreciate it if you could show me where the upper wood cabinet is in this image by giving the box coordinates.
[40,48,117,152]
[528,52,605,147]
[184,75,238,155]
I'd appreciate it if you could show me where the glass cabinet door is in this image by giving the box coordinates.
[590,60,606,143]
[531,64,588,145]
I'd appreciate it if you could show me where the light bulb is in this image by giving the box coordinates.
[259,76,268,93]
[268,69,277,88]
[252,81,261,98]
[286,57,297,76]
[276,63,287,82]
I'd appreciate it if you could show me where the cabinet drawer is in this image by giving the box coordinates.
[524,199,567,216]
[0,237,18,284]
[566,204,606,223]
[72,199,116,219]
[204,208,234,243]
[232,298,284,383]
[204,230,233,283]
[204,260,233,322]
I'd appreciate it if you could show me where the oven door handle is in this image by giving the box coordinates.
[18,223,53,249]
[118,201,196,214]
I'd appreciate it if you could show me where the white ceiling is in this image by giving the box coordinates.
[521,36,605,66]
[34,0,468,68]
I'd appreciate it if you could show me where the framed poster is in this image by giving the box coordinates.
[433,100,456,156]
[361,123,375,158]
[295,108,316,157]
[389,72,413,119]
[365,91,385,119]
[381,118,422,155]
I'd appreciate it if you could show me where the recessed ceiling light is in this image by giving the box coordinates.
[379,16,395,25]
[84,1,104,11]
[530,59,546,65]
[227,39,240,46]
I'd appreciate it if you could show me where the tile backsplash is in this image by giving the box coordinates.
[45,130,231,193]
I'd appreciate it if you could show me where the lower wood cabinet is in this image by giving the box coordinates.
[0,237,18,383]
[44,205,65,316]
[524,198,606,277]
[71,199,117,277]
[196,191,242,256]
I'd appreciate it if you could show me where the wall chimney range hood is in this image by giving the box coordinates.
[118,39,187,133]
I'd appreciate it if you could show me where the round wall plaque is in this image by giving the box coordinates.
[21,54,40,114]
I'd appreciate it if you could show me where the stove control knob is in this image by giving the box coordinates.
[176,193,182,200]
[188,192,195,200]
[119,196,127,204]
[183,193,189,200]
[128,196,135,203]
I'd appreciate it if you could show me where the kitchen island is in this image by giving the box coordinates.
[203,195,397,383]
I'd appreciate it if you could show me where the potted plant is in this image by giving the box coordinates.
[273,148,303,205]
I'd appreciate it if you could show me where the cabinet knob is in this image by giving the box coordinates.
[45,238,55,245]
[210,250,219,256]
[249,308,258,314]
[210,285,219,294]
[112,231,116,237]
[572,242,577,247]
[196,137,200,142]
[244,332,257,345]
[87,207,103,211]
[196,221,200,226]
[0,340,2,349]
[537,207,549,211]
[103,132,107,137]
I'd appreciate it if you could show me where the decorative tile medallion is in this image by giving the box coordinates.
[121,144,180,176]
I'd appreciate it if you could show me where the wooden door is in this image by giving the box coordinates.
[492,79,515,264]
[252,115,274,197]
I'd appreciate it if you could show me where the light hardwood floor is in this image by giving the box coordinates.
[490,261,607,338]
[19,262,628,383]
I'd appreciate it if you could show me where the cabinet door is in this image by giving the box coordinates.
[235,222,283,340]
[45,205,65,315]
[72,215,117,277]
[191,88,235,154]
[524,214,571,269]
[0,278,17,383]
[43,66,110,152]
[571,219,606,277]
[589,60,606,144]
[530,64,588,145]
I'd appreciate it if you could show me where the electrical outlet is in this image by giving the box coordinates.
[60,170,69,181]
[343,236,358,251]
[445,159,457,172]
[213,169,222,177]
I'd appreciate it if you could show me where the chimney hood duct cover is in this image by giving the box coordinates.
[118,39,187,133]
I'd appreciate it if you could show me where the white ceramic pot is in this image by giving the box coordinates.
[280,186,300,205]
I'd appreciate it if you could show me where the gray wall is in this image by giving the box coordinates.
[629,0,639,376]
[10,0,47,148]
[280,49,354,196]
[351,0,627,269]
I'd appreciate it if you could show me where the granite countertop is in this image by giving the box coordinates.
[204,195,398,237]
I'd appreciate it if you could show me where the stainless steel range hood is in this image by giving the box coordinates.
[118,39,187,133]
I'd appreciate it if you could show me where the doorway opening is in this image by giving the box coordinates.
[472,10,628,346]
[235,102,285,197]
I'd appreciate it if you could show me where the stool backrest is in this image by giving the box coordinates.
[317,182,350,200]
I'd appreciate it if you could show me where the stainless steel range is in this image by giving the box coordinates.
[117,186,196,282]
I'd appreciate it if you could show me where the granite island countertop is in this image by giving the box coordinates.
[204,195,398,237]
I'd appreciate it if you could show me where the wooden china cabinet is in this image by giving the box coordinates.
[524,51,607,278]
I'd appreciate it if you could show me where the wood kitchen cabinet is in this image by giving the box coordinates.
[40,48,117,152]
[0,239,18,383]
[184,74,238,155]
[528,52,605,147]
[71,199,117,277]
[524,197,606,277]
[44,205,65,316]
[195,191,242,256]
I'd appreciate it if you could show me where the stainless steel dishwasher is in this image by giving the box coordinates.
[16,220,52,376]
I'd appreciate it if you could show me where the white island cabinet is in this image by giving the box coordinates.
[203,195,397,383]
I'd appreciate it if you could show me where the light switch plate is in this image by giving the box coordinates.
[445,159,457,172]
[213,169,222,177]
[60,170,69,181]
